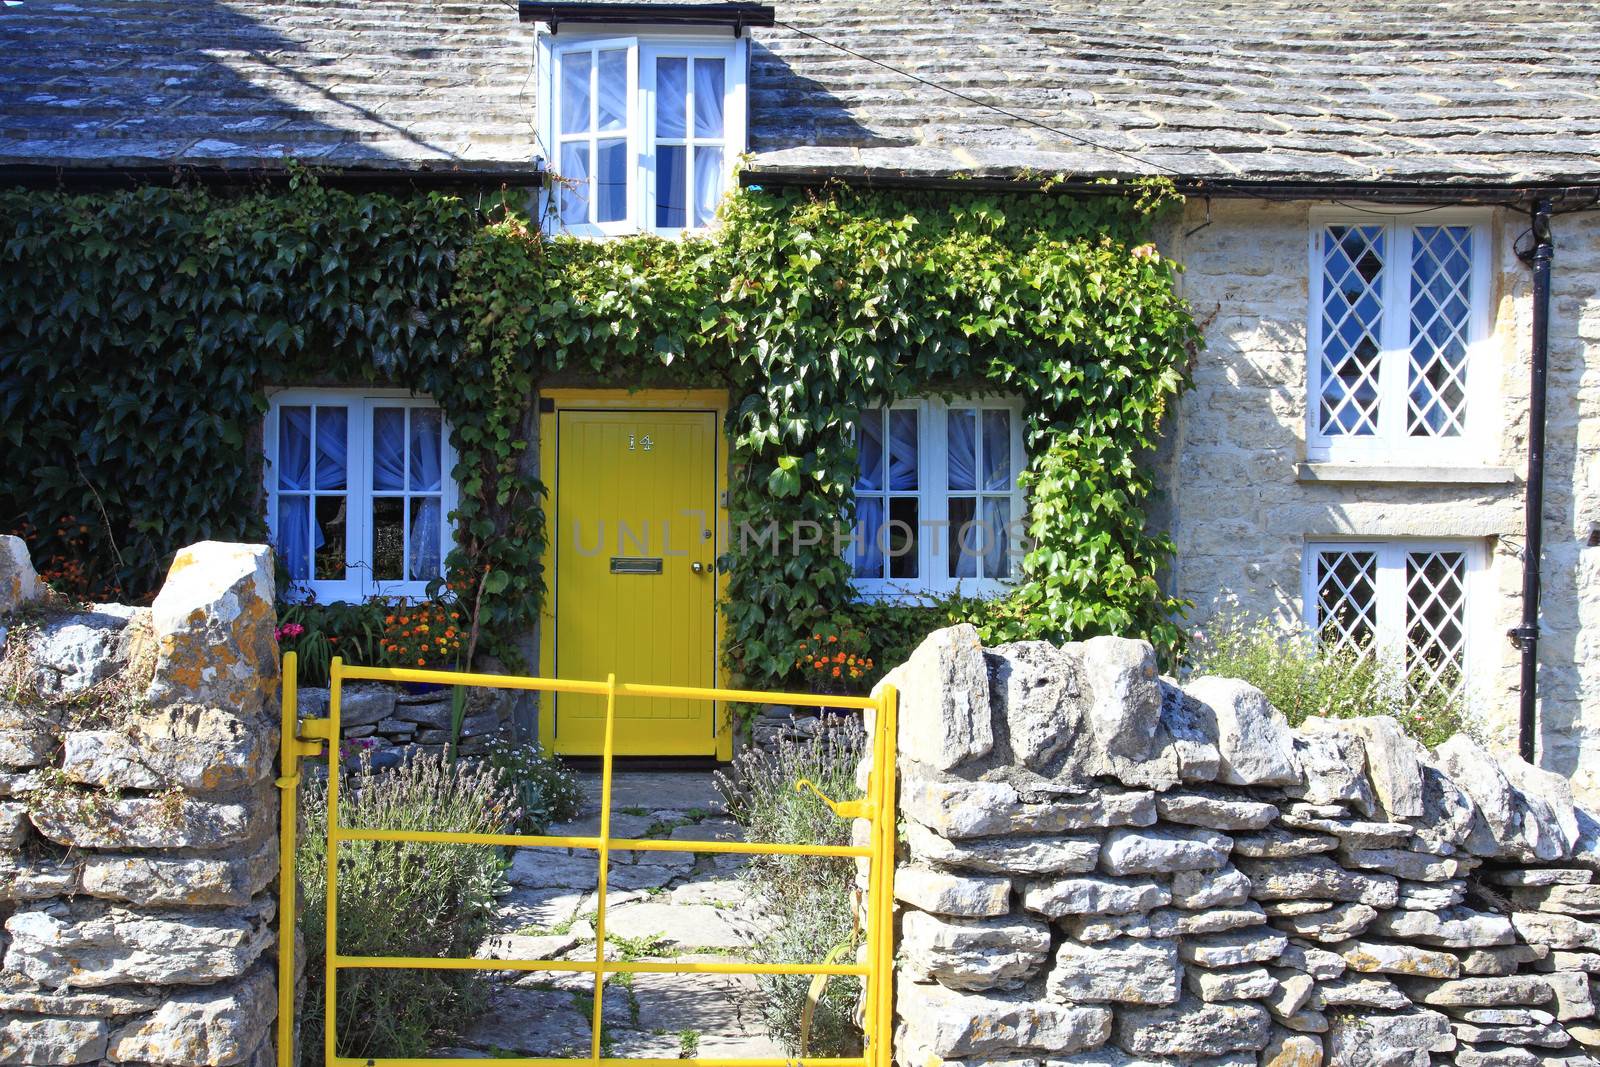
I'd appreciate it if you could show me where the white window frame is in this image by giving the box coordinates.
[537,26,748,238]
[1306,208,1495,465]
[851,396,1028,602]
[264,388,457,604]
[1301,539,1488,705]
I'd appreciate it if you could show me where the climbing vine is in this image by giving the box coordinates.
[0,174,1198,678]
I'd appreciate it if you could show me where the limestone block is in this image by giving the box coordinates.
[1483,867,1594,887]
[895,980,1111,1058]
[1413,763,1478,854]
[1327,1007,1452,1066]
[1264,970,1315,1018]
[1365,906,1516,948]
[1289,732,1377,814]
[4,898,274,989]
[0,535,44,616]
[1183,676,1299,787]
[26,608,139,700]
[1262,1027,1323,1067]
[1543,970,1597,1021]
[1231,826,1339,858]
[0,728,54,769]
[1048,937,1180,1005]
[1270,902,1377,942]
[1339,848,1466,882]
[1433,739,1529,863]
[336,687,394,729]
[1070,902,1268,943]
[1462,944,1548,975]
[1156,790,1277,831]
[893,866,1010,918]
[1281,942,1346,980]
[1509,884,1600,915]
[987,641,1091,775]
[1511,912,1600,951]
[1300,716,1423,818]
[905,822,1098,876]
[109,702,277,794]
[1188,966,1277,1002]
[900,912,1050,991]
[899,771,1152,837]
[29,782,273,850]
[1081,636,1162,760]
[0,852,80,901]
[1501,756,1582,857]
[1112,995,1271,1059]
[1335,939,1461,979]
[1179,928,1289,968]
[0,803,26,848]
[146,542,278,716]
[1404,976,1556,1008]
[81,835,276,907]
[0,1014,108,1065]
[1158,681,1221,784]
[1237,855,1399,908]
[105,967,275,1065]
[1172,864,1253,908]
[1317,972,1410,1009]
[1395,879,1466,909]
[0,982,159,1018]
[1100,826,1231,875]
[1021,874,1169,918]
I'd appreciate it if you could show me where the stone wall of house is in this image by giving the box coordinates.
[882,625,1600,1066]
[1151,199,1600,799]
[0,537,281,1067]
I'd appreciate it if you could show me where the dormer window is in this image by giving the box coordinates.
[529,3,765,236]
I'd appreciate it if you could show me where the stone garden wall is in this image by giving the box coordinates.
[880,624,1600,1067]
[0,537,281,1067]
[295,683,513,762]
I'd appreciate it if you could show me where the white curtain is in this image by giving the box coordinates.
[597,49,628,131]
[693,146,723,228]
[983,497,1011,579]
[561,51,591,134]
[856,412,884,490]
[278,407,311,491]
[408,410,444,580]
[947,408,976,491]
[657,58,686,138]
[983,409,1011,490]
[854,497,884,579]
[889,409,918,490]
[694,58,725,138]
[373,408,406,491]
[275,406,347,581]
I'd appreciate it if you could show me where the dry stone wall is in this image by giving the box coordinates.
[880,624,1600,1067]
[0,537,280,1067]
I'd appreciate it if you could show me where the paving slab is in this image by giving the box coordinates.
[509,850,600,889]
[494,887,588,933]
[603,901,750,950]
[582,770,725,813]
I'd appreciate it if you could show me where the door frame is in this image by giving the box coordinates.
[537,388,733,759]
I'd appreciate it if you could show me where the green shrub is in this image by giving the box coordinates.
[716,727,866,1057]
[482,728,585,833]
[298,752,519,1066]
[1187,618,1468,747]
[277,601,390,687]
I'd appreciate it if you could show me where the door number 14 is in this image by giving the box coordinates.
[627,434,654,452]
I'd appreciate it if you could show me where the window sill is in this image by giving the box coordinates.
[1296,463,1517,486]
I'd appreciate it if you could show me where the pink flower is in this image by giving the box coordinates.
[275,623,305,642]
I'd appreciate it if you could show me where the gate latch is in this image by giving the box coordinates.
[795,778,871,820]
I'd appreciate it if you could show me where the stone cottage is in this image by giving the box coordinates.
[2,2,1599,787]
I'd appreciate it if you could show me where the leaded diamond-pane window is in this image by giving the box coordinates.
[1306,542,1477,715]
[1408,226,1474,437]
[1313,548,1378,657]
[1319,225,1385,437]
[1405,549,1468,705]
[1310,217,1487,461]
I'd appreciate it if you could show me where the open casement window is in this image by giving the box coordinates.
[851,398,1027,600]
[1307,213,1493,464]
[1304,541,1485,710]
[544,32,746,236]
[264,390,456,603]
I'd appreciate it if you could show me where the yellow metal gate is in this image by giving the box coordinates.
[275,653,899,1067]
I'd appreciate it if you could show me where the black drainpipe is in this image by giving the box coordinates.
[1513,198,1555,763]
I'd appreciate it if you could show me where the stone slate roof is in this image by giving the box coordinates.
[4,0,1599,185]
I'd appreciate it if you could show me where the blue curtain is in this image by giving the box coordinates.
[948,409,976,491]
[409,409,444,580]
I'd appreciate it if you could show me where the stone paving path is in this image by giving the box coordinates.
[443,770,786,1060]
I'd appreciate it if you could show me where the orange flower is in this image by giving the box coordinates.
[834,652,846,663]
[827,635,837,643]
[385,614,395,624]
[832,667,842,677]
[416,658,426,667]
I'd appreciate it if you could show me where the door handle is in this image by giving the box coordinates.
[692,562,705,573]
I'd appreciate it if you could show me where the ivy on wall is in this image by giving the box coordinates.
[0,175,1198,680]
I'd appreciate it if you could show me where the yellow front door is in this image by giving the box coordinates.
[553,408,720,756]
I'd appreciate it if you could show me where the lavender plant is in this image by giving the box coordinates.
[297,752,520,1066]
[716,724,867,1056]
